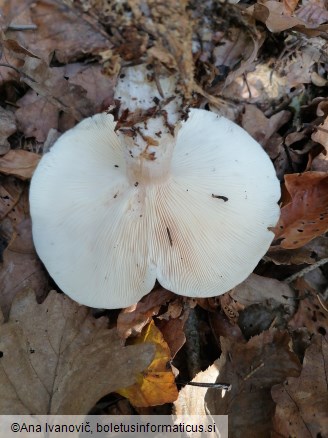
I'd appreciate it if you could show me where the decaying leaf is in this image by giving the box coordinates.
[4,0,110,62]
[273,172,328,248]
[271,335,328,437]
[288,278,328,337]
[242,105,290,151]
[117,320,178,407]
[312,115,328,153]
[205,331,301,438]
[0,289,155,414]
[21,58,93,122]
[0,177,23,220]
[117,287,174,339]
[174,363,219,416]
[0,150,40,180]
[15,90,59,143]
[231,274,295,308]
[0,107,16,155]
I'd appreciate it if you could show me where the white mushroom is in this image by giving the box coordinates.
[29,109,280,308]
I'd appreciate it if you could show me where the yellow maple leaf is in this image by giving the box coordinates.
[117,320,178,407]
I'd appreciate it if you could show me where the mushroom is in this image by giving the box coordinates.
[29,108,280,308]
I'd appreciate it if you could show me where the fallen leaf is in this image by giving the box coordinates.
[0,289,155,414]
[0,107,16,155]
[21,58,93,122]
[288,278,328,337]
[205,330,301,438]
[0,177,23,220]
[250,1,303,33]
[6,0,110,62]
[312,115,328,152]
[156,317,186,359]
[209,311,245,345]
[231,274,296,308]
[0,150,40,180]
[283,0,300,15]
[0,188,51,317]
[249,0,328,36]
[266,245,317,265]
[117,287,174,339]
[15,90,59,143]
[157,300,188,358]
[242,105,290,150]
[271,335,328,437]
[296,2,328,28]
[174,363,220,416]
[273,172,328,248]
[117,320,178,407]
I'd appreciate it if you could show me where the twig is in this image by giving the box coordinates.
[0,63,36,82]
[243,362,264,381]
[317,294,328,313]
[7,24,37,31]
[180,381,232,391]
[285,258,328,284]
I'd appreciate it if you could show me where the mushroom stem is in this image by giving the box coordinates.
[120,117,176,186]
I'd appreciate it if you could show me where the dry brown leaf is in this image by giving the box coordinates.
[273,172,328,249]
[205,330,301,438]
[219,293,243,324]
[156,299,188,358]
[209,311,245,345]
[0,150,40,180]
[0,177,23,219]
[0,188,50,318]
[224,30,264,88]
[63,63,116,112]
[156,317,186,359]
[250,0,328,35]
[242,105,290,149]
[21,58,93,122]
[15,90,59,143]
[231,274,295,308]
[174,363,220,416]
[5,0,110,62]
[296,2,328,28]
[271,335,328,437]
[288,278,328,337]
[250,1,303,32]
[0,289,155,414]
[283,0,300,15]
[266,244,317,265]
[117,287,174,339]
[312,115,328,152]
[117,320,178,407]
[0,107,16,155]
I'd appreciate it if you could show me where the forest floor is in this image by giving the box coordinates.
[0,0,327,437]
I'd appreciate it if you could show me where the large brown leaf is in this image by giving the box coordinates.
[0,289,155,414]
[273,172,328,248]
[205,330,301,438]
[271,335,328,437]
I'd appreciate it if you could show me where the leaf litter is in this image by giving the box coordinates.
[0,0,327,434]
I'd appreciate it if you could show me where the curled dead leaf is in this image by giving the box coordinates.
[117,320,178,407]
[273,172,328,248]
[272,335,328,437]
[0,150,40,180]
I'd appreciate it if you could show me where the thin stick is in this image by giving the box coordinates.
[184,381,232,391]
[285,258,328,284]
[317,294,328,313]
[7,24,37,31]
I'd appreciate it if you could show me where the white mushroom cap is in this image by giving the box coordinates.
[29,109,280,308]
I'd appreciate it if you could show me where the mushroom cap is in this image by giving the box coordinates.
[29,109,280,308]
